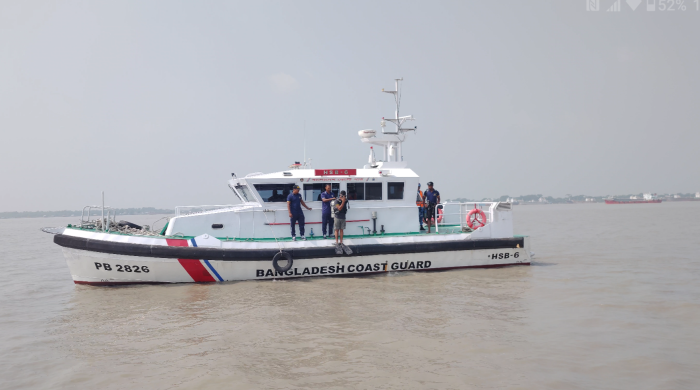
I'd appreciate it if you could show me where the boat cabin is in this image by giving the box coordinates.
[165,167,419,239]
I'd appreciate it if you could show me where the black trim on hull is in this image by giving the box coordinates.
[74,281,169,286]
[55,234,526,261]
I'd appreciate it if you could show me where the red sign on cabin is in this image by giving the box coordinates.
[314,169,357,176]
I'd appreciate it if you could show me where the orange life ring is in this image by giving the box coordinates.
[430,206,444,224]
[467,208,487,229]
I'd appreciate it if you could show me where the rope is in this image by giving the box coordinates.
[262,211,284,253]
[90,219,163,237]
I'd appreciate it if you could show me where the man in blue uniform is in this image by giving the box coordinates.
[320,184,336,239]
[422,181,441,233]
[287,185,312,241]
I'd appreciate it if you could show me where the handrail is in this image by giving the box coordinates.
[80,205,117,232]
[170,201,501,237]
[175,204,239,216]
[234,204,421,213]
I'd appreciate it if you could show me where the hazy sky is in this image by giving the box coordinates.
[1,1,698,211]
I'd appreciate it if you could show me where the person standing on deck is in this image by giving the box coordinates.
[422,182,441,234]
[334,190,349,247]
[320,184,336,239]
[287,185,312,241]
[417,183,425,231]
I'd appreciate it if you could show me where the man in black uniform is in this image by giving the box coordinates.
[422,181,441,234]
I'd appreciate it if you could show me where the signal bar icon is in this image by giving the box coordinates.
[607,0,621,11]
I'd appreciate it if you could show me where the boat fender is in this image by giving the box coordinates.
[466,208,487,229]
[272,251,293,273]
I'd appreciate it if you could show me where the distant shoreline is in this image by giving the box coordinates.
[0,207,173,219]
[3,192,698,219]
[447,192,699,205]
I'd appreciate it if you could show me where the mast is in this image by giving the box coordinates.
[358,78,417,165]
[380,78,416,162]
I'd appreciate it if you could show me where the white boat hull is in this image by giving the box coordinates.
[62,240,531,285]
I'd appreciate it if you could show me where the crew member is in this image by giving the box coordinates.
[287,185,312,241]
[422,181,441,234]
[417,183,425,231]
[320,184,336,239]
[334,190,349,246]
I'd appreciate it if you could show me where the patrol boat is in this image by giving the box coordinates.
[44,79,533,285]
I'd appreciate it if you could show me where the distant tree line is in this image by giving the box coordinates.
[0,207,174,219]
[446,192,698,204]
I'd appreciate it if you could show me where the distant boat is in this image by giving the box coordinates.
[605,193,662,204]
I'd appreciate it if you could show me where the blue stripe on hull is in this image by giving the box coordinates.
[191,238,224,282]
[203,259,224,282]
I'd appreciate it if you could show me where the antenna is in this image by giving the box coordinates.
[303,120,306,165]
[358,78,418,164]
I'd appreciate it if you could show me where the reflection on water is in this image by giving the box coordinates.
[2,205,700,389]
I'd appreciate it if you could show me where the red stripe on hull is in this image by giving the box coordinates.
[266,219,370,226]
[166,239,189,246]
[177,259,217,282]
[165,239,216,282]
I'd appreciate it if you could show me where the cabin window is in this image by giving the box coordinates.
[388,182,404,200]
[347,183,364,200]
[348,182,383,200]
[303,183,339,201]
[235,184,255,202]
[253,183,296,203]
[365,183,383,200]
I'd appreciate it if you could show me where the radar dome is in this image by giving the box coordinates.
[358,129,376,138]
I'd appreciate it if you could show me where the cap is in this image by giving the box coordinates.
[292,185,300,190]
[418,183,421,187]
[427,181,434,186]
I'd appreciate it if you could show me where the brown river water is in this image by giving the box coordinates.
[1,203,699,389]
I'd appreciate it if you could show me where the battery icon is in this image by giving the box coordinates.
[647,0,655,11]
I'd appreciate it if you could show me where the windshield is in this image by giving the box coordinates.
[235,184,256,203]
[228,184,243,204]
[254,183,296,203]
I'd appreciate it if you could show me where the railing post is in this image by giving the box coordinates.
[435,203,439,233]
[101,192,105,232]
